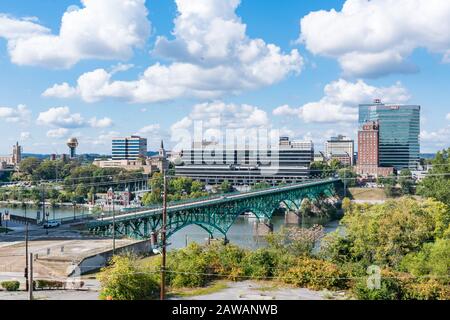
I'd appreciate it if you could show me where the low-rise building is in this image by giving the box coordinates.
[176,137,314,185]
[93,140,169,175]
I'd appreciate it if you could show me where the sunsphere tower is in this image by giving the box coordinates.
[67,137,79,159]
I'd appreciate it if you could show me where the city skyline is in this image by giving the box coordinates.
[0,0,449,155]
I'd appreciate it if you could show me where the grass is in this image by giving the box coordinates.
[348,188,387,201]
[168,281,229,298]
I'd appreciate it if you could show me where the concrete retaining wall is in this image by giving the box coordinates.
[71,239,154,276]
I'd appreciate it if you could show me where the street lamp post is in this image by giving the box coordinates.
[42,184,47,235]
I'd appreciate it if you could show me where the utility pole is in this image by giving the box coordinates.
[160,173,167,301]
[343,167,347,198]
[112,189,116,255]
[28,253,33,301]
[25,222,29,291]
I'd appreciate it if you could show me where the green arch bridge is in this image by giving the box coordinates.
[87,178,341,241]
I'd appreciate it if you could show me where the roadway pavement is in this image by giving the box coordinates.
[0,221,137,281]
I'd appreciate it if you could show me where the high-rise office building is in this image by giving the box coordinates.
[112,136,147,160]
[324,135,354,166]
[359,100,420,170]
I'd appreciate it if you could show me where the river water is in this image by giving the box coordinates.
[0,206,340,250]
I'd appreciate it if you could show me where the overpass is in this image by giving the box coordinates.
[87,178,341,241]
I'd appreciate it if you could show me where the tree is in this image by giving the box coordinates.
[400,238,450,278]
[417,148,450,207]
[150,172,163,191]
[338,168,357,187]
[142,189,162,206]
[342,197,352,212]
[220,180,233,193]
[329,159,344,171]
[170,177,192,195]
[252,182,270,190]
[98,255,159,300]
[299,198,313,217]
[399,169,414,195]
[310,161,332,178]
[378,174,397,197]
[191,180,204,193]
[19,157,41,176]
[323,198,449,268]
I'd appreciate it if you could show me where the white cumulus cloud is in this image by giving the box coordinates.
[47,128,69,138]
[0,0,151,68]
[43,0,303,103]
[299,0,450,77]
[170,101,271,150]
[0,104,31,123]
[273,79,410,123]
[20,132,31,140]
[37,107,85,128]
[37,106,113,129]
[89,117,114,128]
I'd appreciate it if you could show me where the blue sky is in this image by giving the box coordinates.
[0,0,449,155]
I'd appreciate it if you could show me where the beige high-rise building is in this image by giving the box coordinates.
[324,135,354,166]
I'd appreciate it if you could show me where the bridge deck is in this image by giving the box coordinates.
[95,178,340,225]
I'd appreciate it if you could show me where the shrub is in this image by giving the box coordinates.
[279,257,349,290]
[242,249,278,279]
[35,279,66,290]
[404,279,450,300]
[98,255,160,300]
[203,242,246,277]
[352,269,408,300]
[1,281,20,291]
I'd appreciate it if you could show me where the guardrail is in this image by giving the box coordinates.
[10,214,37,225]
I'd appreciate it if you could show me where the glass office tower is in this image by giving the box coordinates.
[112,136,147,160]
[359,102,420,170]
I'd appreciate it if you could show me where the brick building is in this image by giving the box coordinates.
[356,121,394,177]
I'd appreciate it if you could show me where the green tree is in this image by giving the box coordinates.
[98,255,159,300]
[322,198,449,268]
[191,180,204,193]
[170,177,193,195]
[417,148,450,207]
[338,168,357,188]
[142,189,162,206]
[299,198,313,217]
[378,173,397,197]
[220,180,233,193]
[400,238,450,278]
[19,157,41,176]
[252,182,270,190]
[342,197,352,212]
[399,169,414,195]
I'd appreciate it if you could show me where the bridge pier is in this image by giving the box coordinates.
[253,220,273,236]
[285,211,300,225]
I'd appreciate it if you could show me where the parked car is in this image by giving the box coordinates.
[43,221,61,229]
